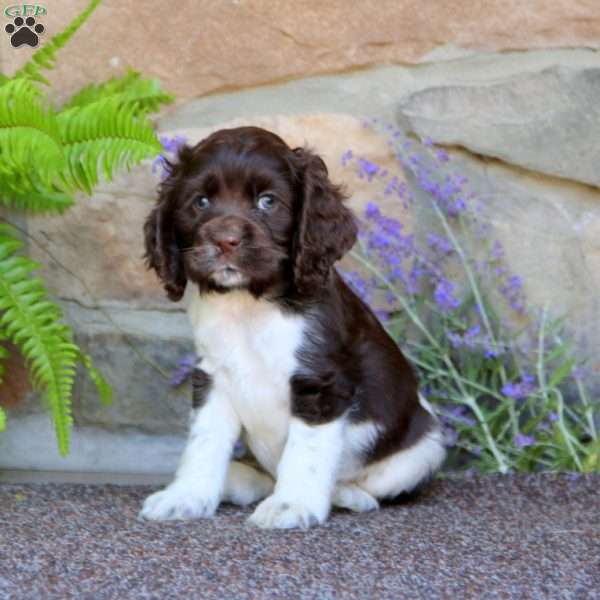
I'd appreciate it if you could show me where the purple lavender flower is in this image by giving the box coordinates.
[152,135,188,179]
[383,176,399,196]
[465,324,481,338]
[443,426,459,448]
[499,274,526,315]
[548,412,559,422]
[341,149,354,166]
[453,197,467,214]
[374,309,390,322]
[571,366,586,382]
[490,240,504,261]
[356,157,380,181]
[484,346,502,359]
[501,375,537,399]
[170,353,196,387]
[365,202,380,219]
[160,135,187,154]
[433,278,461,312]
[441,404,476,427]
[447,331,463,348]
[426,233,453,255]
[514,433,535,448]
[435,148,449,162]
[340,270,374,304]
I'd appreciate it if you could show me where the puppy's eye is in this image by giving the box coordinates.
[194,195,210,209]
[257,194,275,210]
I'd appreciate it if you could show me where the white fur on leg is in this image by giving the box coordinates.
[248,418,344,529]
[332,484,379,512]
[139,389,240,521]
[222,461,274,507]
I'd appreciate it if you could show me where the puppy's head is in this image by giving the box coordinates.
[144,126,357,300]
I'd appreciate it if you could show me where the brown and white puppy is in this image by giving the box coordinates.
[140,126,445,529]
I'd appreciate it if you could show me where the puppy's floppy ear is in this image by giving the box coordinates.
[291,147,358,295]
[143,146,193,301]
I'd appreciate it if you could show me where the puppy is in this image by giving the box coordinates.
[140,126,446,528]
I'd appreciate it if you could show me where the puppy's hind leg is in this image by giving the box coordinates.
[358,428,446,500]
[222,461,274,507]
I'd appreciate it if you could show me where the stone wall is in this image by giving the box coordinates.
[1,2,599,473]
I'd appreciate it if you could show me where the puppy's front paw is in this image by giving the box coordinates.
[332,484,379,513]
[247,495,326,529]
[139,483,219,521]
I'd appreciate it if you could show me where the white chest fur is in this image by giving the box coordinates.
[187,290,306,474]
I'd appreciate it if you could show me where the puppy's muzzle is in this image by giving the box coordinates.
[203,215,251,255]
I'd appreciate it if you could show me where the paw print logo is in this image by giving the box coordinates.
[5,16,44,48]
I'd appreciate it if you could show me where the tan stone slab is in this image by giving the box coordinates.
[3,1,599,105]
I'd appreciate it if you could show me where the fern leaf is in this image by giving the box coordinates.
[0,406,5,432]
[0,173,74,214]
[78,350,112,405]
[14,0,102,85]
[57,98,162,193]
[0,79,66,189]
[63,69,173,115]
[0,223,77,455]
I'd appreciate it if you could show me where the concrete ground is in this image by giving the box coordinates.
[0,473,598,599]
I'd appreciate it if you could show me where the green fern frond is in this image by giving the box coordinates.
[0,406,5,432]
[0,174,74,214]
[0,223,77,455]
[0,79,66,188]
[78,350,112,405]
[63,69,173,115]
[57,98,162,193]
[14,0,102,85]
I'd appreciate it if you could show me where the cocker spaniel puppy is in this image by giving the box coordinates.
[140,126,445,528]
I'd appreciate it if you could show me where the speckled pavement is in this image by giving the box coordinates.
[1,473,598,599]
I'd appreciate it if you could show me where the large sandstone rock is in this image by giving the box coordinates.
[397,66,600,187]
[3,1,600,105]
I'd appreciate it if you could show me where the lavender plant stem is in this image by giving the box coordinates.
[404,348,507,403]
[537,305,582,469]
[553,388,584,469]
[575,380,598,440]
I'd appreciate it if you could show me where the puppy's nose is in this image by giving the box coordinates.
[215,235,241,254]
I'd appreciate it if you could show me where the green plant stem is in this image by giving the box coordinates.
[575,379,598,441]
[552,388,584,469]
[552,332,598,442]
[537,305,582,470]
[404,346,507,403]
[462,394,509,471]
